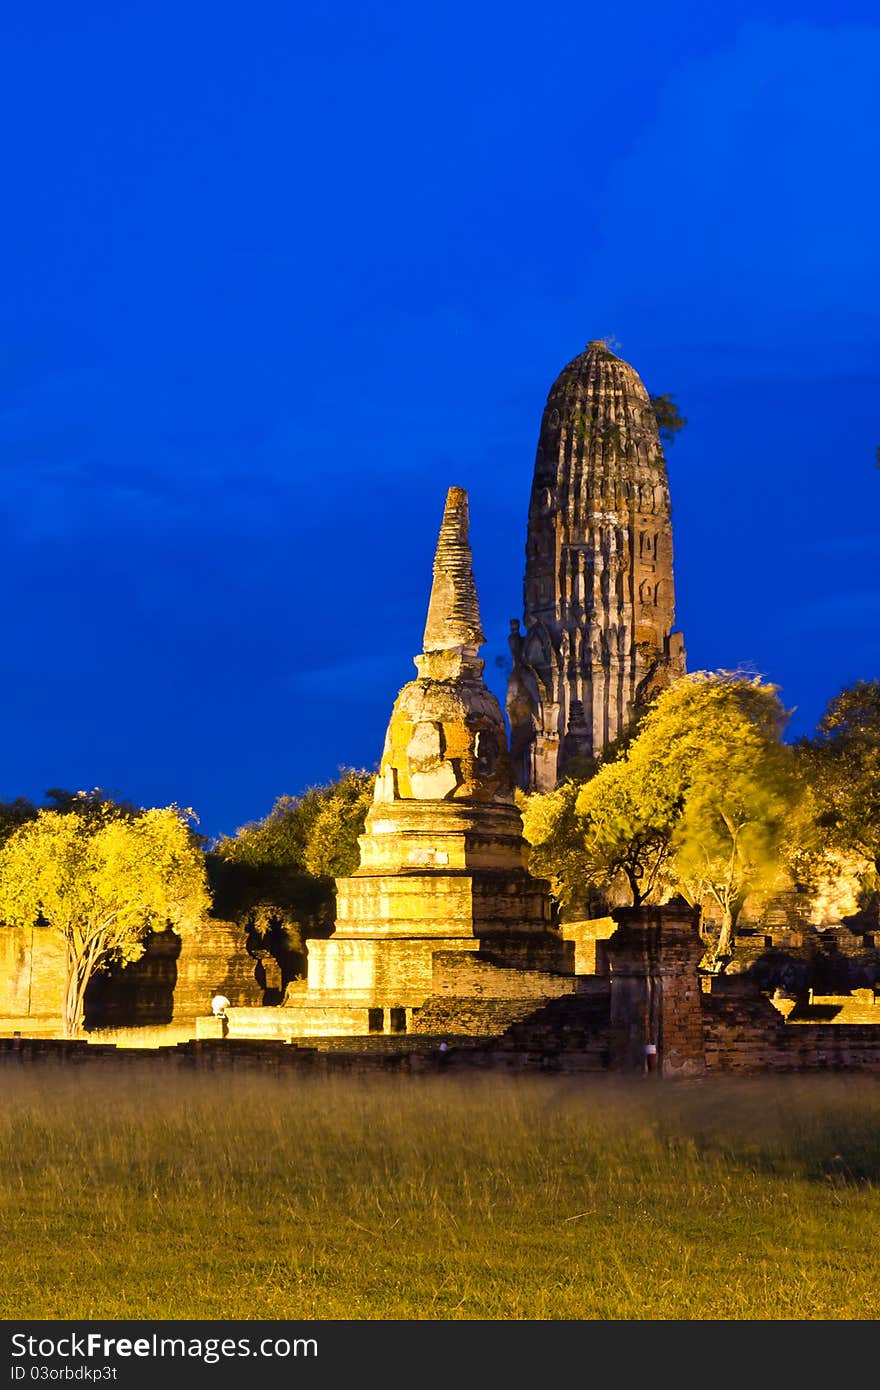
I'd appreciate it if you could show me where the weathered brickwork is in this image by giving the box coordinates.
[173,919,263,1017]
[560,917,617,974]
[84,928,181,1028]
[259,486,575,1039]
[0,926,66,1020]
[428,952,579,1001]
[8,892,880,1076]
[507,341,686,790]
[409,997,557,1037]
[1,918,263,1031]
[702,995,880,1072]
[606,904,706,1076]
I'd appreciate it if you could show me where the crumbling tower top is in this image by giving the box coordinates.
[422,485,485,656]
[415,486,487,684]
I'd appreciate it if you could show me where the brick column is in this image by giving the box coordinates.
[606,904,705,1076]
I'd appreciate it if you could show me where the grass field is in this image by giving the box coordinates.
[2,1067,879,1320]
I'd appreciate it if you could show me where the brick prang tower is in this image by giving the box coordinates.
[507,340,686,791]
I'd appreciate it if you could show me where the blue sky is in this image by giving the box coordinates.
[2,1,878,841]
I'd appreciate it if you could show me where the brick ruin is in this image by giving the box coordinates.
[3,346,879,1075]
[0,916,263,1032]
[6,898,880,1075]
[508,340,686,791]
[212,485,577,1042]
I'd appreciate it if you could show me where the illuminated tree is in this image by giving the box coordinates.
[211,768,376,945]
[578,758,676,908]
[0,803,210,1036]
[0,787,150,849]
[522,756,677,910]
[669,733,796,965]
[0,796,38,846]
[519,780,589,910]
[778,683,880,927]
[522,673,798,964]
[300,773,376,879]
[800,681,880,873]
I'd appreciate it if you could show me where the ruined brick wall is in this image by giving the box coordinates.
[429,952,579,1000]
[702,985,880,1072]
[491,993,610,1065]
[0,927,66,1020]
[171,919,262,1018]
[0,928,34,1016]
[606,905,706,1076]
[84,928,181,1028]
[774,1026,880,1070]
[725,925,880,996]
[0,1035,502,1075]
[408,951,602,1038]
[1,918,262,1029]
[85,921,263,1028]
[409,996,557,1036]
[658,955,706,1076]
[560,917,616,974]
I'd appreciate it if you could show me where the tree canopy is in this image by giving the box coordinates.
[798,680,880,873]
[649,393,687,447]
[0,802,210,1036]
[784,681,880,926]
[0,787,143,849]
[519,780,588,911]
[210,768,376,962]
[522,672,799,967]
[522,752,676,911]
[670,730,796,962]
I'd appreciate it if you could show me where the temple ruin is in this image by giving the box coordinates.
[5,352,880,1077]
[218,486,575,1041]
[507,340,686,791]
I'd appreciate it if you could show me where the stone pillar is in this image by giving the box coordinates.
[606,903,705,1076]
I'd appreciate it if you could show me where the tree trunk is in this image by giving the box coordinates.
[63,946,92,1037]
[713,908,735,969]
[62,950,80,1037]
[626,867,644,908]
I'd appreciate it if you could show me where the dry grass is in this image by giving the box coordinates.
[2,1069,879,1320]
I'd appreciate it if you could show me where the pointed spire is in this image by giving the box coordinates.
[422,486,485,654]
